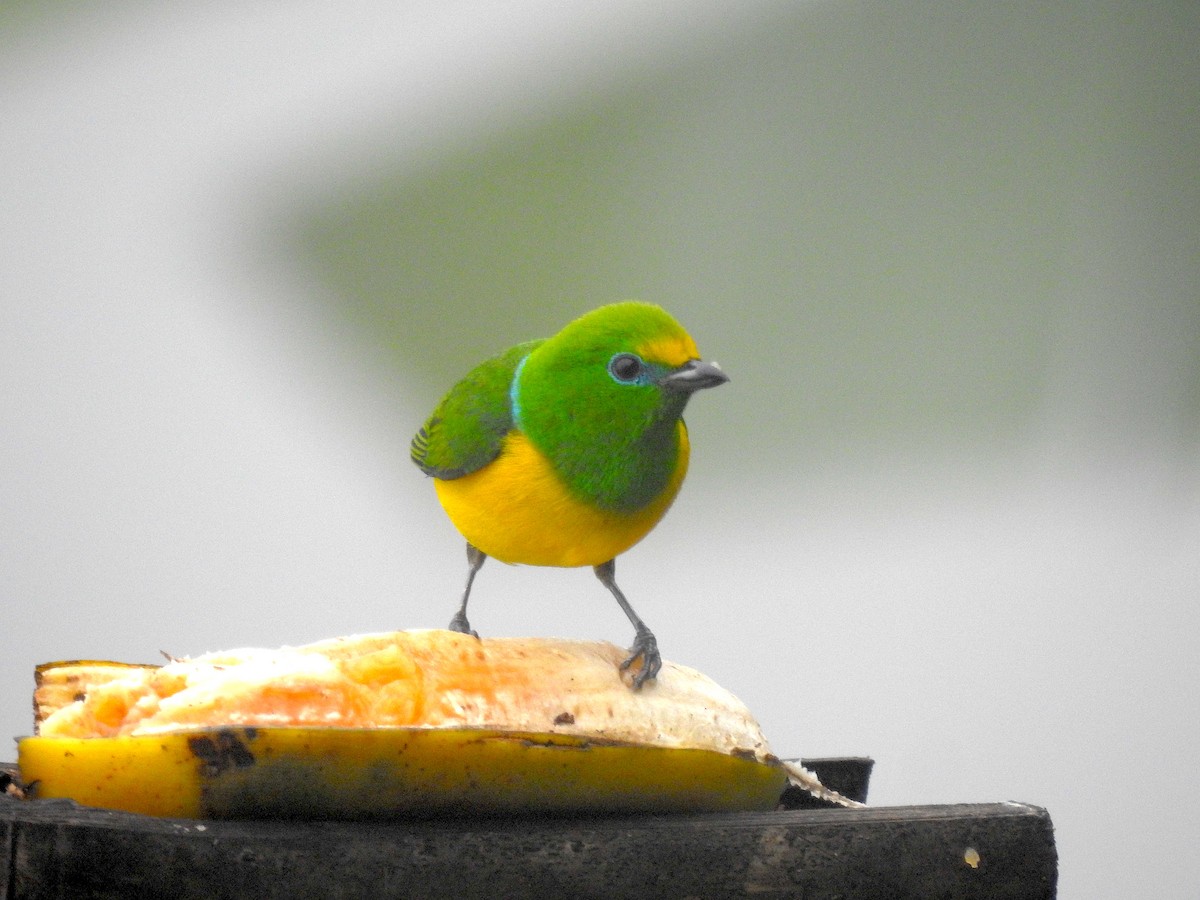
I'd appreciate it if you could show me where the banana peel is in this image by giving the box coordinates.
[18,631,857,819]
[18,727,797,819]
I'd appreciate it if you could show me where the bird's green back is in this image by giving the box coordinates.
[411,339,542,479]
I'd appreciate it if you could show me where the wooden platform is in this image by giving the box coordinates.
[2,760,1056,898]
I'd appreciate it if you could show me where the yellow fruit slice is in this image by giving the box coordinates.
[19,630,854,818]
[19,727,789,819]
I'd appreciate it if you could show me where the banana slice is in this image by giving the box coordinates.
[20,631,857,818]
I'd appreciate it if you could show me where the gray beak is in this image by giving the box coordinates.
[658,359,730,393]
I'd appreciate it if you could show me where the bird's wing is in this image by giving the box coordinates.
[411,339,542,479]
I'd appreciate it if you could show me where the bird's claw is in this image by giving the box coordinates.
[619,628,661,690]
[447,612,480,640]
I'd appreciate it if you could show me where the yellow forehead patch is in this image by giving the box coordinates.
[635,333,699,368]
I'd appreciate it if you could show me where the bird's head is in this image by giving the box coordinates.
[514,302,728,443]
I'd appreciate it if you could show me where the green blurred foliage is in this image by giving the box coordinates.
[288,1,1196,465]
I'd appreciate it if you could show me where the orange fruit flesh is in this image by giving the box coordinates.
[34,631,775,762]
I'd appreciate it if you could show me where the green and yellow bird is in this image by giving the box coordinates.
[411,302,728,688]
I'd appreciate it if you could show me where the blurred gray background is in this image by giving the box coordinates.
[2,1,1197,896]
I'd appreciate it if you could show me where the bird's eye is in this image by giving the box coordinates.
[608,353,644,384]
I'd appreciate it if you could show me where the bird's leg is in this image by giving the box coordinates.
[593,558,661,690]
[448,543,486,639]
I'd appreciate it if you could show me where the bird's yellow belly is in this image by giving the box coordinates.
[433,427,689,568]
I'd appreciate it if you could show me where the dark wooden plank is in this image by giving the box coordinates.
[2,793,1055,899]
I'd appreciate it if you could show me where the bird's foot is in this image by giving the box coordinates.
[619,627,661,690]
[447,612,480,640]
